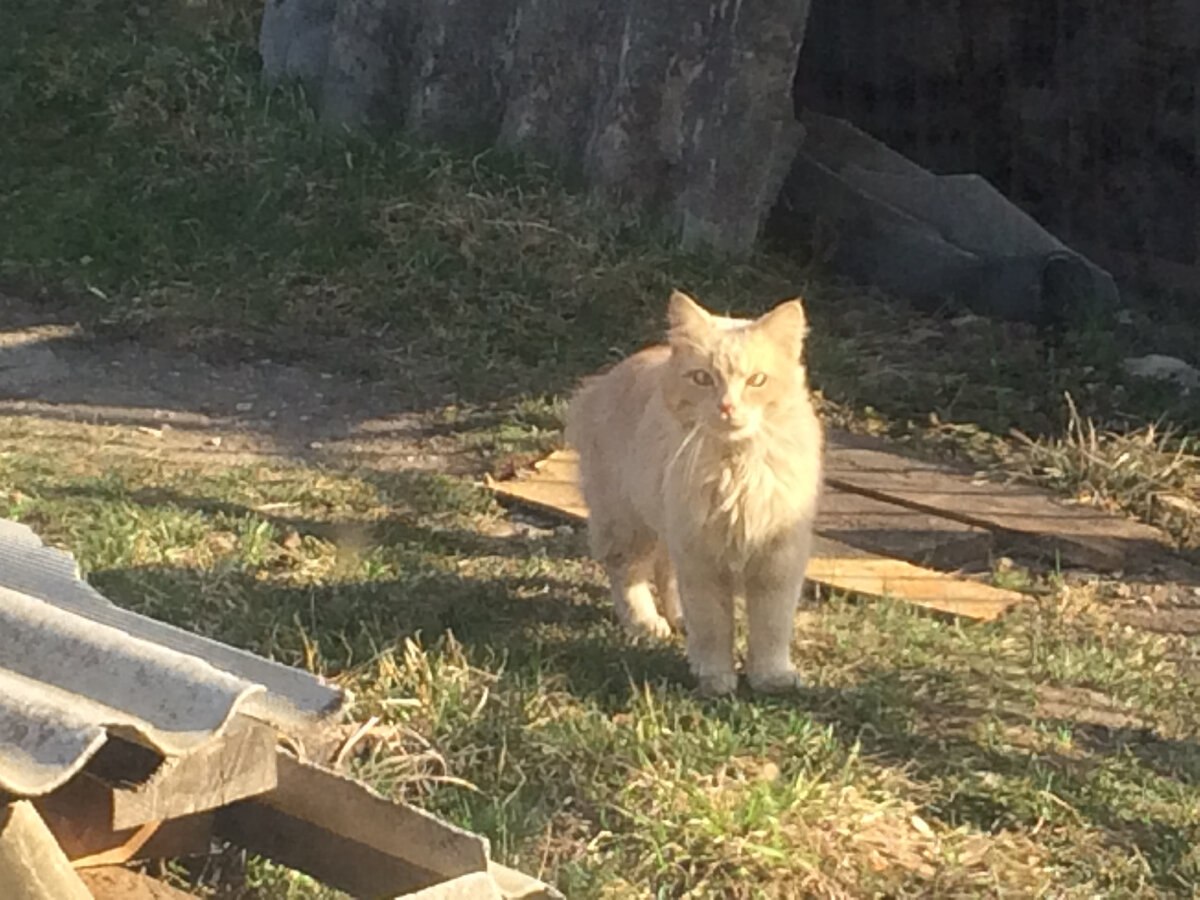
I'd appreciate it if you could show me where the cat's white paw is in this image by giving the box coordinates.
[746,668,803,694]
[626,613,674,641]
[696,671,738,696]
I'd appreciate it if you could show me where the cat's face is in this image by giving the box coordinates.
[662,291,809,441]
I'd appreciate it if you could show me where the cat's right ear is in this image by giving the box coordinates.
[667,290,711,341]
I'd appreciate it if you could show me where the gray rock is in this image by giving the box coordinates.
[259,0,337,88]
[259,0,812,254]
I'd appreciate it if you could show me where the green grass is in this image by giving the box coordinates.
[3,421,1200,897]
[4,0,1200,896]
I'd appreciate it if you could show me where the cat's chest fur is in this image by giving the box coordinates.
[661,413,820,561]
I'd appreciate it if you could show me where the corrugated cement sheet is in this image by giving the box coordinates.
[0,518,347,798]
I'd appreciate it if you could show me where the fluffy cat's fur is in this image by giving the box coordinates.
[566,290,824,695]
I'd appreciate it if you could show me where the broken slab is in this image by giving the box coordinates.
[776,110,1119,328]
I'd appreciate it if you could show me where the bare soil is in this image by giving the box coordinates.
[0,291,478,473]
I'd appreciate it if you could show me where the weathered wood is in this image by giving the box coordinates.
[824,430,1173,571]
[217,752,562,898]
[0,801,92,900]
[809,536,1021,621]
[492,451,997,569]
[487,449,1024,621]
[817,486,993,570]
[218,800,443,898]
[269,753,488,876]
[485,453,587,522]
[33,774,213,867]
[104,716,277,829]
[217,751,488,896]
[78,866,198,899]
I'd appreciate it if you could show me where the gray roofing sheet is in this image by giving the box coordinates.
[0,518,348,797]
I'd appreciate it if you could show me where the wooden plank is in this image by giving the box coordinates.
[817,486,993,569]
[485,452,588,522]
[0,801,93,900]
[78,867,198,899]
[217,800,445,899]
[809,536,1021,620]
[490,449,996,568]
[487,449,1024,621]
[33,774,213,868]
[218,751,488,889]
[104,716,277,829]
[263,753,488,877]
[823,430,1172,570]
[217,753,563,900]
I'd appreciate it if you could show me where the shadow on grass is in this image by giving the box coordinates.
[71,470,688,705]
[770,668,1200,890]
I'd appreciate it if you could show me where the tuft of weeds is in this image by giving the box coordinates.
[1008,393,1200,547]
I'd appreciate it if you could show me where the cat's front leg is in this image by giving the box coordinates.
[674,555,736,696]
[652,543,685,633]
[743,537,810,693]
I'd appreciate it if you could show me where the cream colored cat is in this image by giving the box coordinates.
[566,290,824,695]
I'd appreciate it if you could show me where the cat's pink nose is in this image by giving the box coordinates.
[718,400,734,417]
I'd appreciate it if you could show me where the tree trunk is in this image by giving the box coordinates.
[261,0,812,253]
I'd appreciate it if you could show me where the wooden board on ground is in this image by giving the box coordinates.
[824,430,1172,571]
[217,751,563,899]
[100,716,277,829]
[817,487,993,570]
[486,451,588,522]
[486,450,1024,621]
[808,536,1019,621]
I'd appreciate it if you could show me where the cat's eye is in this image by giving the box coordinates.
[746,372,768,388]
[688,369,714,387]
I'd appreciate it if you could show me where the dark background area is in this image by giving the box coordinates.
[795,0,1199,302]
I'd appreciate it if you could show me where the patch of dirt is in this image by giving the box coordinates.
[0,292,479,473]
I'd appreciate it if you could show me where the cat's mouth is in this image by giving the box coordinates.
[710,418,759,441]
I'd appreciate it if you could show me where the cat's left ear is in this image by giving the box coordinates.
[667,290,712,342]
[757,298,809,358]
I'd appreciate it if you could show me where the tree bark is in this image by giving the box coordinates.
[262,0,812,253]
